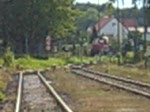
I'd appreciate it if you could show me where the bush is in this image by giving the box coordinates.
[67,57,82,64]
[0,92,5,101]
[14,57,67,70]
[100,56,110,63]
[0,81,6,101]
[3,47,14,67]
[124,52,134,63]
[0,59,4,65]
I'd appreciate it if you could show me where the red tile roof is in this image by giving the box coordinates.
[121,19,138,28]
[94,18,138,32]
[95,17,112,31]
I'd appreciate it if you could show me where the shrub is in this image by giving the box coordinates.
[99,56,108,63]
[0,58,4,65]
[14,57,67,70]
[124,51,134,63]
[0,92,5,101]
[0,81,6,101]
[3,47,14,67]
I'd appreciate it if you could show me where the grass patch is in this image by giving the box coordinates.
[0,70,11,101]
[45,68,150,112]
[14,57,67,70]
[89,64,150,83]
[11,56,97,70]
[67,56,97,65]
[0,56,97,70]
[0,81,7,91]
[0,58,4,65]
[0,81,6,101]
[0,92,5,101]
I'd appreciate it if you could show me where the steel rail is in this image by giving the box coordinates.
[82,68,150,88]
[37,71,73,112]
[72,69,150,98]
[15,72,23,112]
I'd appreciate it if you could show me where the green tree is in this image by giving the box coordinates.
[0,0,78,55]
[76,8,99,31]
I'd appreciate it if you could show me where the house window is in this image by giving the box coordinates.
[112,22,116,26]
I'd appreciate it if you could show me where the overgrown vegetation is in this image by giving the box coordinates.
[3,48,14,67]
[90,63,150,83]
[14,57,66,70]
[44,68,150,112]
[0,0,78,55]
[0,50,145,70]
[0,55,96,70]
[0,81,6,101]
[0,70,10,101]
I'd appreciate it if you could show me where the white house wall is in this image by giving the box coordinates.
[97,18,128,43]
[142,33,150,41]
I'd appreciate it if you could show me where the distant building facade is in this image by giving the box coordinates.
[88,17,138,43]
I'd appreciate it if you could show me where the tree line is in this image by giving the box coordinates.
[75,0,150,32]
[0,0,78,55]
[0,0,149,57]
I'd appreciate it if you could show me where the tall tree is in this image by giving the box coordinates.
[0,0,78,54]
[76,8,99,31]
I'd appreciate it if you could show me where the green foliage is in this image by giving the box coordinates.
[103,2,115,16]
[67,57,82,64]
[14,57,66,70]
[67,56,97,64]
[135,51,143,62]
[109,38,119,52]
[0,81,6,92]
[0,92,5,101]
[111,57,119,63]
[0,81,6,101]
[3,48,14,67]
[100,56,120,64]
[13,56,97,70]
[126,52,134,59]
[75,2,115,32]
[124,51,134,63]
[101,56,110,63]
[0,58,3,65]
[0,0,78,54]
[76,8,99,31]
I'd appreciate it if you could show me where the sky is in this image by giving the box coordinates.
[75,0,142,8]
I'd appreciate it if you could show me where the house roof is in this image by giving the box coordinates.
[121,19,138,28]
[94,17,138,32]
[95,17,112,32]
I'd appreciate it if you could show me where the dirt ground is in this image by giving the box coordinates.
[45,67,150,112]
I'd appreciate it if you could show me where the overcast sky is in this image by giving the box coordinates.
[75,0,142,8]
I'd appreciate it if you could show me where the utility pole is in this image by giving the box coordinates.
[143,0,148,68]
[98,0,100,37]
[143,0,147,52]
[25,37,29,54]
[117,0,121,65]
[98,0,101,62]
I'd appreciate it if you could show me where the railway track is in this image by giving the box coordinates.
[71,66,150,98]
[15,71,73,112]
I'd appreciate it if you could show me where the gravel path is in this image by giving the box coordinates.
[21,75,62,112]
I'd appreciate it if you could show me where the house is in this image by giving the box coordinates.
[88,17,138,43]
[121,19,138,31]
[125,26,150,41]
[140,27,150,41]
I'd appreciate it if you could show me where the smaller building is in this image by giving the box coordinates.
[130,27,150,41]
[88,17,138,43]
[139,27,150,41]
